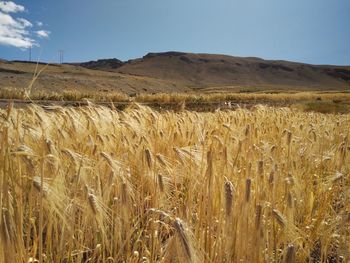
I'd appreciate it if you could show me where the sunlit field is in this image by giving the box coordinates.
[0,103,349,262]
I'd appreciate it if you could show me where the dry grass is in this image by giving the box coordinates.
[0,103,349,262]
[1,87,350,104]
[2,88,350,114]
[134,91,350,104]
[0,87,130,102]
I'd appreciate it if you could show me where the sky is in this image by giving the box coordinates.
[0,0,349,65]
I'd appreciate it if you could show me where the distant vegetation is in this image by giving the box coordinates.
[0,103,349,262]
[1,87,350,113]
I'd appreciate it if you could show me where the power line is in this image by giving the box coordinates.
[58,50,64,64]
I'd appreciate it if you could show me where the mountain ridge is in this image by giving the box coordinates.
[0,52,349,95]
[74,52,350,91]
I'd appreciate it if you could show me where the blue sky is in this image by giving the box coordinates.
[0,0,349,65]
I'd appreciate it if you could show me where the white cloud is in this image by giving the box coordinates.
[36,29,50,38]
[0,1,51,49]
[36,21,43,27]
[0,35,33,48]
[17,18,32,27]
[0,11,35,48]
[0,1,24,13]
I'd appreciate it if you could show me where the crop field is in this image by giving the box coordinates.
[0,103,349,262]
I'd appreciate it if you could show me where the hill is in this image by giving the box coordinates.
[77,52,350,92]
[120,52,350,91]
[0,52,349,96]
[0,60,188,95]
[72,58,124,71]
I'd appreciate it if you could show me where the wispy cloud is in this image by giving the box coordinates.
[0,1,50,49]
[36,29,50,38]
[36,21,43,27]
[17,18,32,27]
[0,1,24,13]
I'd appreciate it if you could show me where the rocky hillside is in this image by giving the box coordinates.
[125,52,350,90]
[1,52,349,95]
[74,58,124,71]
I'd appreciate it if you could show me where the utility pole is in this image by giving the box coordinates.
[29,46,32,62]
[58,50,64,64]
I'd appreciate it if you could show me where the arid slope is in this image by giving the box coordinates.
[114,52,350,91]
[1,52,350,95]
[0,60,188,95]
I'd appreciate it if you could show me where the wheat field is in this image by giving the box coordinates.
[0,103,349,262]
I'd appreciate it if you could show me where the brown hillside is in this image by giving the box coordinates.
[1,52,350,96]
[72,58,124,71]
[0,60,188,95]
[114,52,350,91]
